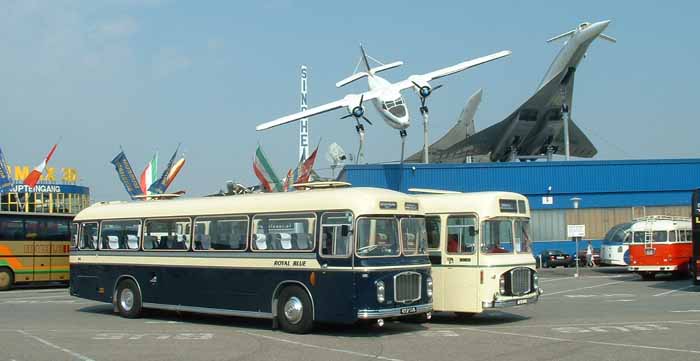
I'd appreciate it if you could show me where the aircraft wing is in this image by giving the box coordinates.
[552,118,598,158]
[393,50,512,91]
[256,89,383,131]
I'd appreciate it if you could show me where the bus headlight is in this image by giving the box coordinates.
[426,276,433,298]
[533,272,539,290]
[376,281,385,303]
[499,274,506,295]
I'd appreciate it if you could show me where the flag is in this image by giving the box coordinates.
[111,151,143,198]
[253,145,282,192]
[282,168,293,192]
[140,153,158,195]
[0,147,12,192]
[148,145,179,195]
[296,145,318,184]
[165,157,186,188]
[23,144,58,188]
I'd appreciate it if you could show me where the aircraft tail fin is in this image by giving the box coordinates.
[337,45,402,87]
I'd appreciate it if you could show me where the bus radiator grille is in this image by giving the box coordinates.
[510,268,532,296]
[394,272,421,303]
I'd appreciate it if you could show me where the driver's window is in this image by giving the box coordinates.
[446,215,476,254]
[320,212,352,257]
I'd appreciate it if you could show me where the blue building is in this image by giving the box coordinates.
[339,158,700,254]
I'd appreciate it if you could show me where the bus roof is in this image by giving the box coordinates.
[629,216,691,231]
[412,191,530,218]
[74,187,421,221]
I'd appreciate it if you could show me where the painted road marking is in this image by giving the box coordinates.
[670,310,700,313]
[144,320,181,324]
[0,294,71,301]
[18,330,96,361]
[539,275,627,283]
[553,324,670,334]
[542,281,625,296]
[653,285,696,297]
[564,293,635,298]
[1,300,82,304]
[460,327,700,355]
[604,299,636,302]
[429,319,700,330]
[92,333,213,340]
[235,330,405,361]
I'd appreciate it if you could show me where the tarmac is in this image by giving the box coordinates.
[1,266,699,361]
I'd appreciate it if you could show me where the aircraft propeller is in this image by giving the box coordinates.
[340,94,373,125]
[411,81,443,107]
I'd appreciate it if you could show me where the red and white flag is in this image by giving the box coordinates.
[296,146,318,184]
[23,144,58,188]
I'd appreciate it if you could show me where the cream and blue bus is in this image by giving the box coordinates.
[411,190,541,317]
[70,186,432,333]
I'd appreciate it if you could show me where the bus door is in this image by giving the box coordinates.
[49,218,70,282]
[441,214,480,312]
[317,212,354,320]
[26,218,51,281]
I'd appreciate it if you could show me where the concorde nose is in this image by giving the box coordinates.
[588,20,611,37]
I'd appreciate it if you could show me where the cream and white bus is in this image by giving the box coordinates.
[70,186,433,333]
[411,190,541,316]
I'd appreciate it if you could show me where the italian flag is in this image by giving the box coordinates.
[253,145,282,192]
[23,144,58,188]
[140,153,158,195]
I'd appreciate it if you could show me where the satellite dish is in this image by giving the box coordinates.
[327,143,352,178]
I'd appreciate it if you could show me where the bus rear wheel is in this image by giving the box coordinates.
[116,279,142,318]
[0,268,14,291]
[277,286,313,334]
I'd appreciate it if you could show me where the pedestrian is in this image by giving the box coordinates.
[586,241,594,267]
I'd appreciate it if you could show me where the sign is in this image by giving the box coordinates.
[567,224,586,238]
[5,164,78,183]
[299,65,309,161]
[542,196,553,205]
[0,182,89,195]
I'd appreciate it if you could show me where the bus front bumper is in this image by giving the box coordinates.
[357,303,433,319]
[482,289,542,309]
[628,265,678,272]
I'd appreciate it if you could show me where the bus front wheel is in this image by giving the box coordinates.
[0,268,14,291]
[277,286,313,334]
[116,279,142,318]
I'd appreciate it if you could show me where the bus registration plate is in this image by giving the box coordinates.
[516,299,528,305]
[400,307,417,314]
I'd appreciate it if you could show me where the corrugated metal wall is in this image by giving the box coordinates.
[531,205,690,241]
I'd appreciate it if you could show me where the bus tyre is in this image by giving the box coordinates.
[116,279,142,318]
[0,268,14,291]
[277,286,313,334]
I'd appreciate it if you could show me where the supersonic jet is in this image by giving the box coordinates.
[406,20,616,163]
[256,46,511,142]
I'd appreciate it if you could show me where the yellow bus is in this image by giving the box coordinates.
[70,186,433,333]
[411,190,541,317]
[0,212,74,290]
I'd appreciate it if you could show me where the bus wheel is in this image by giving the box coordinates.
[277,286,313,334]
[641,272,655,281]
[116,279,142,318]
[0,268,14,291]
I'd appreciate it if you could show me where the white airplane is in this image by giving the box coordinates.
[256,46,512,135]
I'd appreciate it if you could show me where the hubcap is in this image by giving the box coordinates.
[120,288,134,312]
[0,272,9,288]
[283,296,303,324]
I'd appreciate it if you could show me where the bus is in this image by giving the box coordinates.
[692,189,700,285]
[0,212,74,291]
[627,215,692,280]
[411,190,540,317]
[600,222,633,266]
[70,186,433,333]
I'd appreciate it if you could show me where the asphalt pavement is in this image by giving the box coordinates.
[1,266,699,361]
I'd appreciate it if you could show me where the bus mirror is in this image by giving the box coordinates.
[341,225,351,237]
[468,226,477,237]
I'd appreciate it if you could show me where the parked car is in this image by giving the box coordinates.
[537,250,573,268]
[572,248,601,266]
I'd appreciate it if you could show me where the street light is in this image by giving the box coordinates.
[570,197,582,278]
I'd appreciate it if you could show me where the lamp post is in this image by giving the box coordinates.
[570,197,581,278]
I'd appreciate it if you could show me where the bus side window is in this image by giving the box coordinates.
[193,217,248,251]
[253,213,316,252]
[425,216,441,250]
[79,223,98,250]
[144,218,191,251]
[320,212,353,257]
[71,223,79,248]
[669,230,677,242]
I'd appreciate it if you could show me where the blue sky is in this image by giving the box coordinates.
[1,0,698,201]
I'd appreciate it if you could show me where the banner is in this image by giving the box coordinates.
[253,145,282,192]
[149,145,179,195]
[0,147,11,192]
[111,151,144,198]
[296,145,319,184]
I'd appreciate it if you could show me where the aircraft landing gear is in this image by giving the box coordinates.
[399,129,408,163]
[355,122,366,164]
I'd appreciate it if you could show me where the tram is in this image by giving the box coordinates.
[600,222,632,266]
